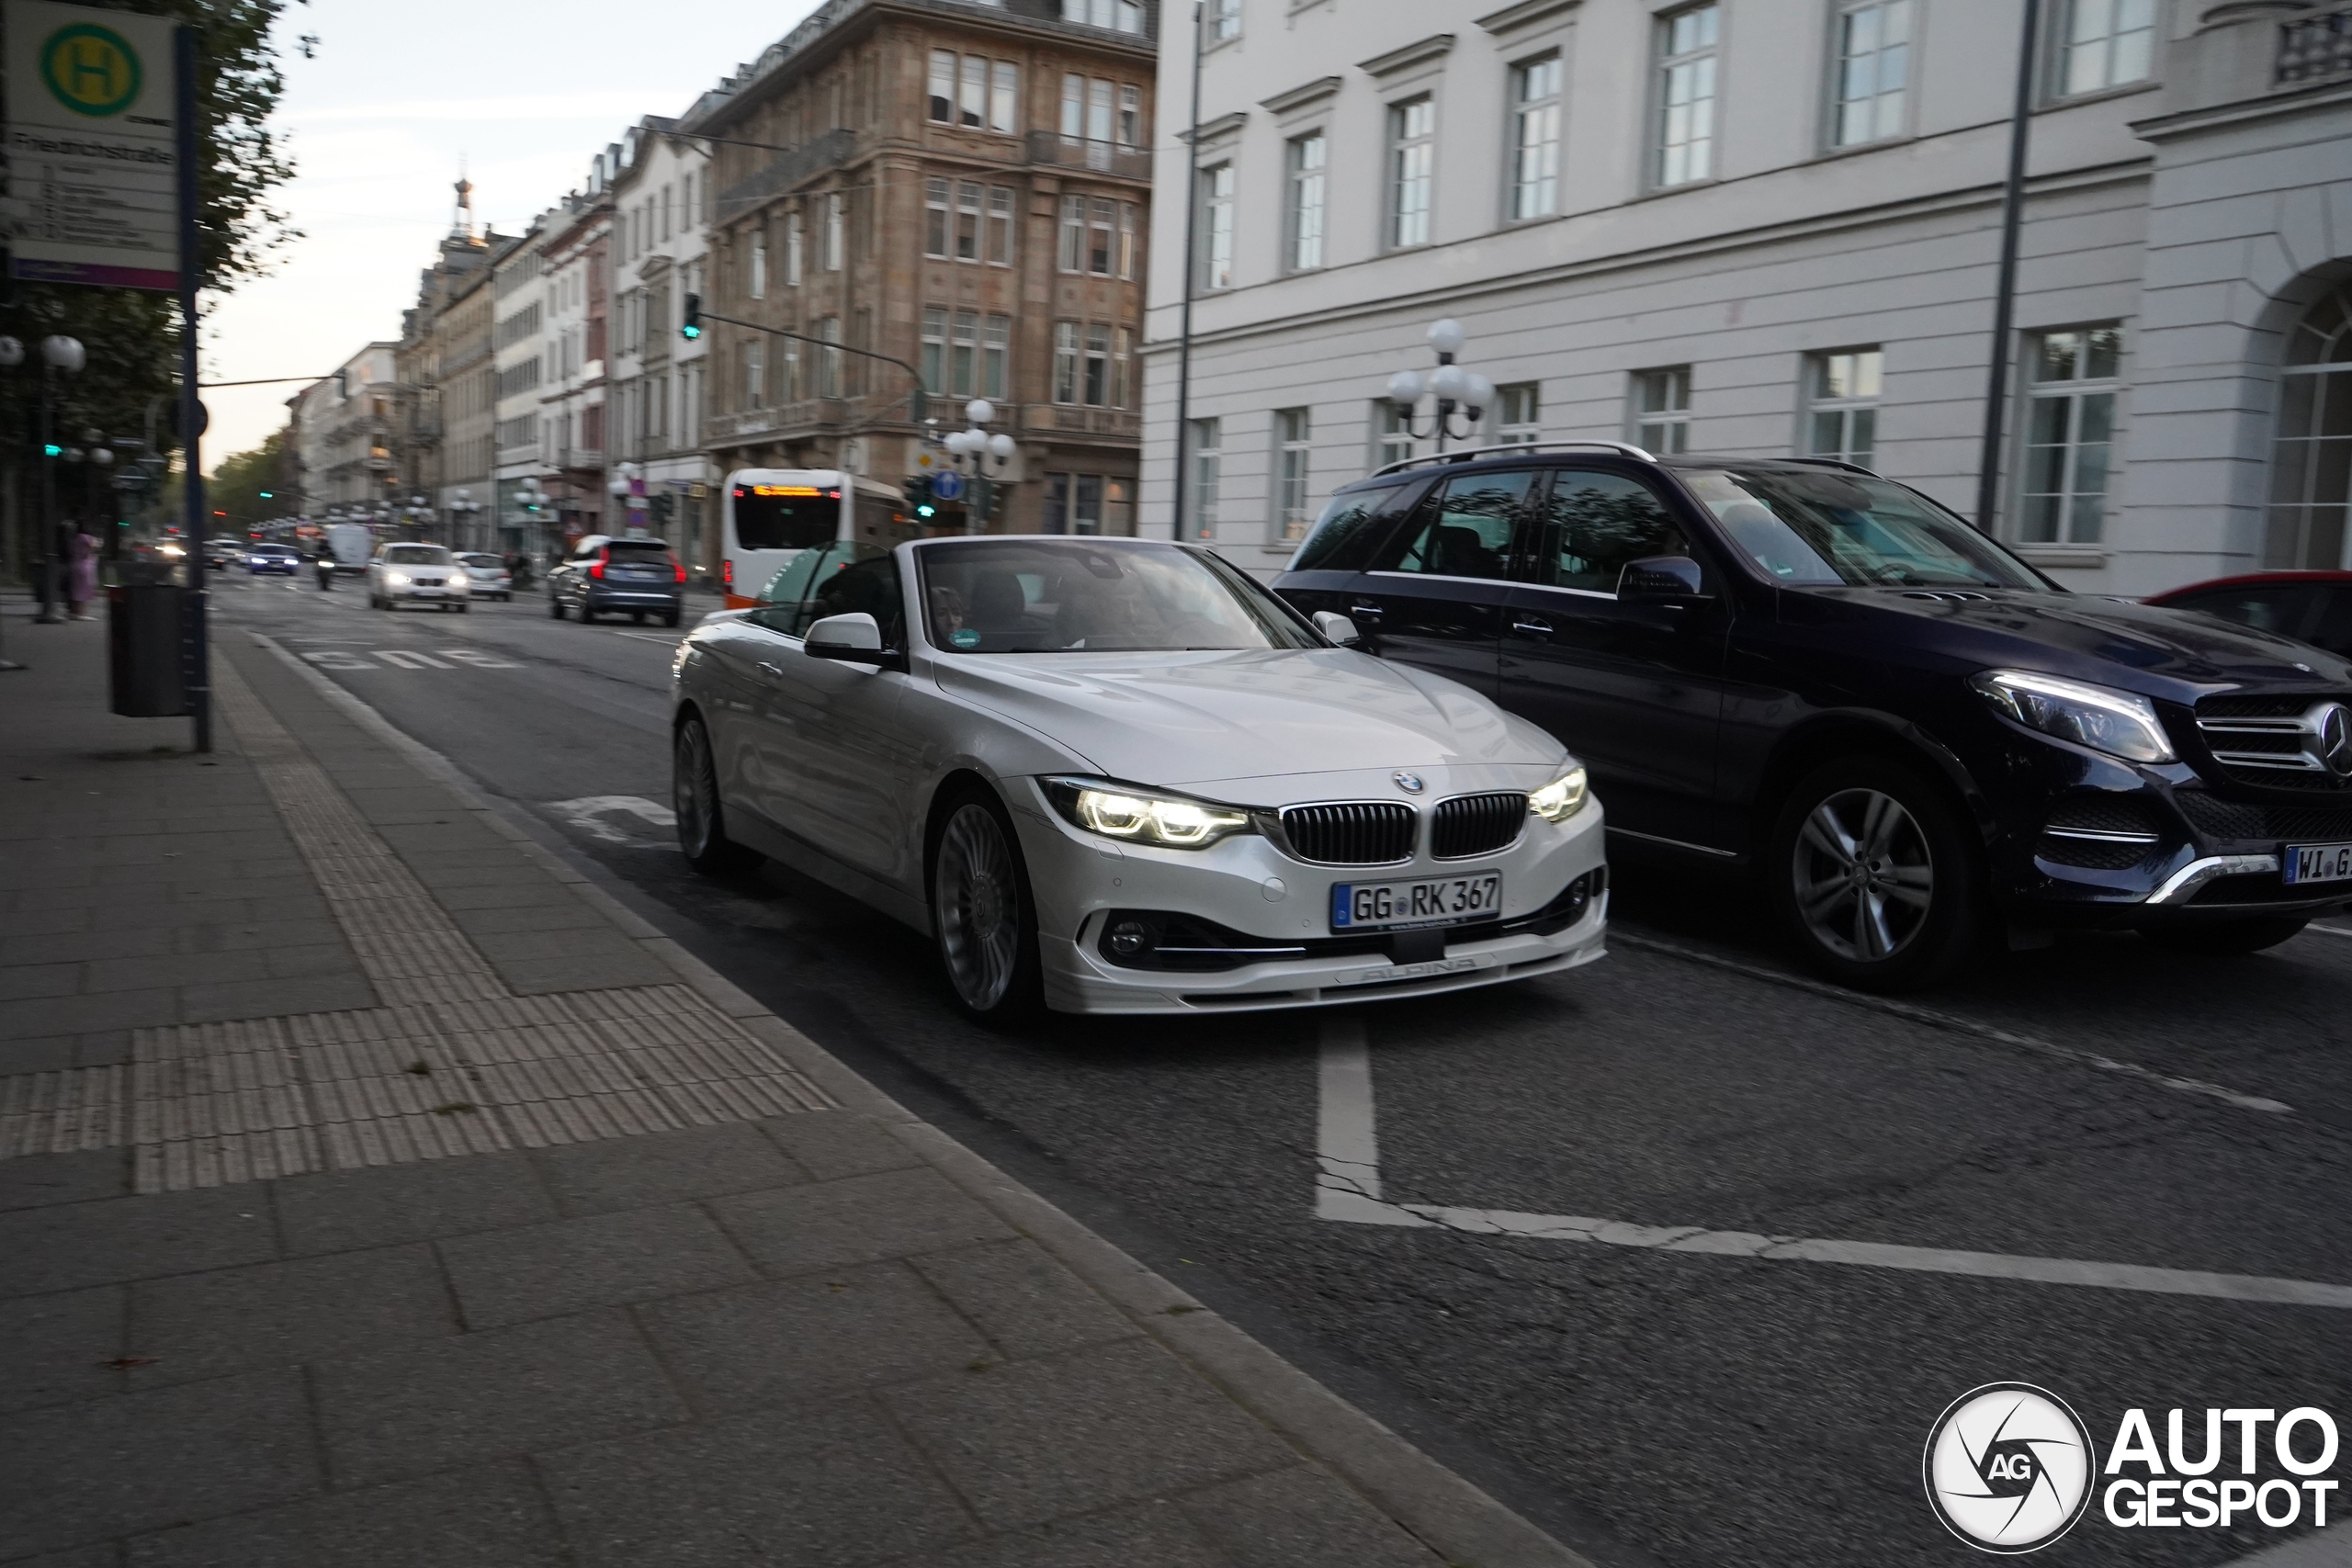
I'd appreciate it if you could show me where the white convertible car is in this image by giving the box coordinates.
[670,536,1608,1019]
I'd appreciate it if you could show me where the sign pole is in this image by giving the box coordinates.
[173,23,207,752]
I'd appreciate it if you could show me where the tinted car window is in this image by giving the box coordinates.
[1532,470,1688,592]
[2309,588,2352,656]
[748,541,891,638]
[605,540,673,559]
[1376,469,1535,581]
[1683,468,2046,590]
[2165,584,2320,640]
[1291,480,1420,571]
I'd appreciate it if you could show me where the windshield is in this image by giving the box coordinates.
[1682,468,2050,591]
[918,539,1319,654]
[382,545,450,565]
[732,483,839,551]
[457,553,503,568]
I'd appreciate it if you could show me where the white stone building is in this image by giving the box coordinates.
[491,218,556,557]
[605,117,717,575]
[540,175,615,546]
[287,343,398,520]
[1142,0,2352,595]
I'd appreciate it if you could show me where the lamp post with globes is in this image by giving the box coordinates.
[447,488,482,552]
[940,400,1017,533]
[33,334,84,624]
[1384,319,1495,458]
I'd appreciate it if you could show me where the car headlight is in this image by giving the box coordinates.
[1529,767,1589,822]
[1043,777,1254,850]
[384,570,410,586]
[1971,669,2176,764]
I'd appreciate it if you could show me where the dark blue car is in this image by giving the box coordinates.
[1274,446,2352,990]
[246,545,300,575]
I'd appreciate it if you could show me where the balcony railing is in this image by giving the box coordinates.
[2279,9,2352,84]
[1012,402,1142,442]
[1025,132,1151,182]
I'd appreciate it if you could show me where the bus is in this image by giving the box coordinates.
[720,469,920,608]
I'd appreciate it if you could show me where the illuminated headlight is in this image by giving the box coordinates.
[1528,767,1589,822]
[1044,777,1253,850]
[384,570,410,586]
[1971,670,2176,764]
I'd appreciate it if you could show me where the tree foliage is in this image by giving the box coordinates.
[207,426,285,530]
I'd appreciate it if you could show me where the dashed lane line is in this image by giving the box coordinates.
[1313,1020,2352,1309]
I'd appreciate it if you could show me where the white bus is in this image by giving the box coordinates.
[720,469,917,608]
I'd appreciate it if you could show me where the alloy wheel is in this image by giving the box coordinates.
[936,804,1021,1011]
[1791,787,1934,963]
[674,722,717,862]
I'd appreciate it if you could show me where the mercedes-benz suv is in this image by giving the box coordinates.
[1272,444,2352,990]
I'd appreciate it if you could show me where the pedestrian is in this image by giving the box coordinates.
[66,525,97,620]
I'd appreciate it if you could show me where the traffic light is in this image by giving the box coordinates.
[681,293,701,340]
[901,475,936,520]
[41,442,61,457]
[258,491,272,500]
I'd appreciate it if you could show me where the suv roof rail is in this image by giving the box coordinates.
[1777,456,1882,478]
[1369,439,1656,478]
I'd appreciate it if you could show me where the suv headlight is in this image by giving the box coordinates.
[1043,777,1254,850]
[1971,670,2176,764]
[1529,767,1589,822]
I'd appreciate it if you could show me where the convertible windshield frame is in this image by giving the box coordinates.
[914,538,1323,655]
[1678,467,2055,592]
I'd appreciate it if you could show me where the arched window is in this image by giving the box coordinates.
[2269,286,2352,570]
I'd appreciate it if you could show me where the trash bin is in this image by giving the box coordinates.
[108,581,187,716]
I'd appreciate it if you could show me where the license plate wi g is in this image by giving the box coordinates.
[2285,841,2352,885]
[1330,874,1501,932]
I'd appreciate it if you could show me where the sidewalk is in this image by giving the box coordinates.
[0,602,1588,1568]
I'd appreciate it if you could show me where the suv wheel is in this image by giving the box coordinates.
[1769,757,1981,992]
[931,789,1043,1022]
[2142,917,2308,956]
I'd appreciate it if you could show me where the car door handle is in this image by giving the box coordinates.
[757,662,785,678]
[1510,616,1553,637]
[1350,603,1385,619]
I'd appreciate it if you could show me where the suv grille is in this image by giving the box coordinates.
[2194,694,2352,792]
[2037,795,2163,870]
[2176,792,2352,842]
[1431,793,1527,860]
[1279,803,1416,865]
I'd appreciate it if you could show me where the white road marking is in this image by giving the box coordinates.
[1313,1017,2352,1307]
[300,650,377,670]
[546,795,677,842]
[1612,930,2293,1116]
[440,648,520,667]
[373,649,452,669]
[614,631,682,644]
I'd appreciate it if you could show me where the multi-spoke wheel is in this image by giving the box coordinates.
[932,792,1042,1021]
[673,715,759,875]
[1769,758,1980,991]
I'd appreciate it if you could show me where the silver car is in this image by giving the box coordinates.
[368,542,470,613]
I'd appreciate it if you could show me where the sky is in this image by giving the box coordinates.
[199,0,826,467]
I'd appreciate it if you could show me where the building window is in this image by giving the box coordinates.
[925,180,951,258]
[1633,367,1691,454]
[1274,408,1313,542]
[749,232,767,299]
[956,181,983,262]
[1197,164,1235,291]
[1187,418,1221,537]
[1058,195,1084,273]
[2020,326,2120,546]
[1832,1,1912,147]
[959,54,988,129]
[1285,131,1326,272]
[1374,402,1416,469]
[1112,326,1132,408]
[1495,383,1542,445]
[822,195,844,271]
[785,211,803,286]
[1062,0,1145,34]
[929,51,956,123]
[1118,204,1138,279]
[2058,0,2155,97]
[817,317,842,399]
[744,339,764,409]
[987,186,1015,265]
[1211,0,1240,42]
[921,307,947,393]
[1083,323,1111,406]
[1060,72,1084,140]
[991,62,1019,133]
[1807,349,1883,468]
[1088,197,1115,276]
[1510,55,1563,221]
[1388,96,1434,249]
[982,314,1010,400]
[1053,321,1080,404]
[1118,84,1142,146]
[2269,288,2352,570]
[1657,5,1720,188]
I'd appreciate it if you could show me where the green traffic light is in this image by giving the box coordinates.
[42,443,62,457]
[916,504,935,518]
[680,324,701,340]
[258,491,273,499]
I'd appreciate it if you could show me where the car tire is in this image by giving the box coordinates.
[455,602,469,614]
[2141,917,2309,955]
[662,611,682,628]
[630,611,646,625]
[580,604,598,624]
[931,787,1045,1023]
[1767,756,1982,993]
[548,597,564,620]
[673,715,760,876]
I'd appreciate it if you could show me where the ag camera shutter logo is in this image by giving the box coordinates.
[1923,1383,2096,1553]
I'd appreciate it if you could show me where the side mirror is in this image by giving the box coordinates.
[1312,610,1362,647]
[1619,555,1707,602]
[805,611,888,662]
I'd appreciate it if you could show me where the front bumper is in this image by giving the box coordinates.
[1009,773,1610,1014]
[384,583,466,603]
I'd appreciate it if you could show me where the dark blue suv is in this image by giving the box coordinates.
[1272,444,2352,990]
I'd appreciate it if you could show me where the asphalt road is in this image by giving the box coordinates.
[213,570,2352,1568]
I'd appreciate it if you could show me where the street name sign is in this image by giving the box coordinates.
[4,0,182,290]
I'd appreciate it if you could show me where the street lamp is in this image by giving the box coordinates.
[941,400,1018,533]
[448,487,482,550]
[33,335,85,622]
[607,461,645,536]
[1385,319,1494,456]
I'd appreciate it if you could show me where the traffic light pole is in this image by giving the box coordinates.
[694,309,927,425]
[175,26,210,753]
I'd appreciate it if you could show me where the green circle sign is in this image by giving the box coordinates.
[40,24,142,118]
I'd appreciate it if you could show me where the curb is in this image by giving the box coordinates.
[239,629,1594,1568]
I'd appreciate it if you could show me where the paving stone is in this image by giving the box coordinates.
[0,987,182,1040]
[84,953,268,994]
[0,1187,277,1297]
[1180,1466,1442,1568]
[882,1339,1294,1530]
[493,946,675,994]
[0,1286,124,1414]
[126,1244,456,1387]
[6,1544,123,1568]
[273,1151,555,1256]
[434,883,585,912]
[125,1458,568,1568]
[537,1396,978,1568]
[532,1122,806,1216]
[451,904,611,936]
[0,1149,132,1213]
[887,1499,1228,1568]
[179,974,375,1024]
[73,1031,132,1067]
[758,1111,922,1180]
[909,1240,1137,1361]
[438,1204,755,1329]
[0,1034,79,1074]
[171,919,337,956]
[313,1309,687,1488]
[0,962,84,1001]
[0,1369,320,1560]
[639,1261,991,1414]
[711,1168,1013,1276]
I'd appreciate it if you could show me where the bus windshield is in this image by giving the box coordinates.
[732,483,839,551]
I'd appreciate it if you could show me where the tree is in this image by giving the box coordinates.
[208,427,287,534]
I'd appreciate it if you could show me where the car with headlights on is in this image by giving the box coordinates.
[669,536,1608,1020]
[244,544,299,575]
[367,542,469,612]
[1274,446,2352,991]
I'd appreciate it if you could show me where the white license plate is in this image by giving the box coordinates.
[1330,874,1501,931]
[2284,842,2352,885]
